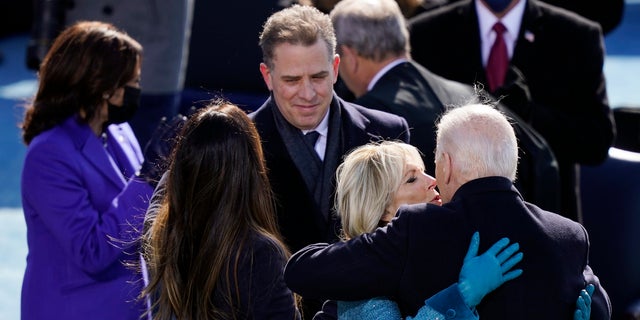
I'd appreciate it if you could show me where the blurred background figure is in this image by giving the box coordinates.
[307,0,624,35]
[329,0,561,214]
[181,0,300,113]
[407,0,615,223]
[0,0,32,65]
[25,0,194,148]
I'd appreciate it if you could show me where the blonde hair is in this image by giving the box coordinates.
[335,141,424,239]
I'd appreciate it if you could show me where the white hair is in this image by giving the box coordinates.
[435,104,518,181]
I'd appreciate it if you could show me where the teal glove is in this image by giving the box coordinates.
[458,232,523,308]
[574,284,594,320]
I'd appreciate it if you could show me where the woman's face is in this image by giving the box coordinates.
[107,58,142,107]
[390,159,442,211]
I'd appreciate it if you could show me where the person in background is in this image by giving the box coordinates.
[307,0,624,34]
[304,0,450,17]
[330,0,561,214]
[20,21,177,320]
[141,102,300,319]
[26,0,194,148]
[329,0,474,171]
[407,0,616,223]
[181,0,296,112]
[413,0,625,34]
[284,104,611,319]
[250,6,410,317]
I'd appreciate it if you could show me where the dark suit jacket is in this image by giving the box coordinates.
[284,176,612,320]
[249,94,410,253]
[216,233,300,319]
[355,60,562,213]
[413,0,624,35]
[354,61,477,173]
[408,0,615,220]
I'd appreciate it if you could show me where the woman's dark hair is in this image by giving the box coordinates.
[21,21,142,145]
[143,101,290,319]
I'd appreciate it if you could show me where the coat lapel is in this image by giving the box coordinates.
[512,0,543,68]
[418,63,464,108]
[63,117,126,188]
[339,99,376,152]
[462,1,487,84]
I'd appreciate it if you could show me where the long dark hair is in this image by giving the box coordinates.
[21,21,142,145]
[143,102,290,319]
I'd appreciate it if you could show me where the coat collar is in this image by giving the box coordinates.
[457,0,486,80]
[406,61,478,107]
[253,93,374,152]
[512,0,544,65]
[61,116,126,188]
[450,176,523,203]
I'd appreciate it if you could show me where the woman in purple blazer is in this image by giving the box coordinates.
[19,21,163,319]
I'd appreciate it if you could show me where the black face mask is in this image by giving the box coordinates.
[483,0,512,13]
[107,86,141,124]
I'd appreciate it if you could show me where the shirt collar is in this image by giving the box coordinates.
[368,58,409,91]
[476,0,527,40]
[302,106,330,138]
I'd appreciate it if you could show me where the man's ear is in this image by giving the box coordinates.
[332,53,341,83]
[259,62,272,91]
[442,152,453,184]
[339,45,357,73]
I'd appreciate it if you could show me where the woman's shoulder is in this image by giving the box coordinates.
[247,232,288,262]
[241,233,300,319]
[28,116,91,152]
[236,233,290,295]
[233,233,288,286]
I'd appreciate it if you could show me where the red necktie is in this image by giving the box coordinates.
[486,22,508,92]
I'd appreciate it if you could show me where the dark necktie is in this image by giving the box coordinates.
[304,130,320,149]
[486,22,508,92]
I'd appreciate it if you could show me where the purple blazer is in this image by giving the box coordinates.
[21,116,153,320]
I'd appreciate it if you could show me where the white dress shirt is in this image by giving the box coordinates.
[475,0,527,66]
[367,58,409,91]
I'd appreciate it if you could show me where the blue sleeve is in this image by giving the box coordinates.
[334,286,477,320]
[409,284,478,320]
[338,297,402,320]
